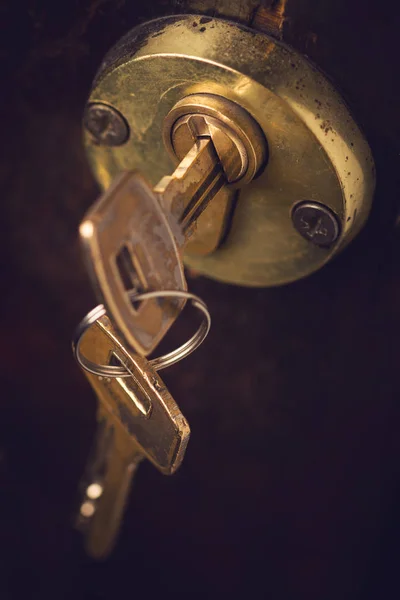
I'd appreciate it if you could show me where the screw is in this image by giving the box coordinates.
[84,102,129,146]
[292,201,340,246]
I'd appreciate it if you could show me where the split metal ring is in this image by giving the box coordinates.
[72,289,211,377]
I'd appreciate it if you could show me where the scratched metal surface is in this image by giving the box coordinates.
[0,1,399,599]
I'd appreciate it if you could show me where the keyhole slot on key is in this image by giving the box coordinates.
[115,244,144,311]
[109,353,152,418]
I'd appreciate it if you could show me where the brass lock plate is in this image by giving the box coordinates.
[84,15,375,287]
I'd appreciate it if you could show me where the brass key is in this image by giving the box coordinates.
[80,94,266,355]
[76,315,190,558]
[80,172,187,356]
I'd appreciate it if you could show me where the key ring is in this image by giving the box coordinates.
[72,290,211,377]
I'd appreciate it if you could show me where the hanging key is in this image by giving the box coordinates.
[155,93,267,239]
[80,94,267,355]
[75,312,190,558]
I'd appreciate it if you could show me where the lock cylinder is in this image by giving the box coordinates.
[163,93,268,185]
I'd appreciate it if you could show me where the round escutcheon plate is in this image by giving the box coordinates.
[84,15,375,287]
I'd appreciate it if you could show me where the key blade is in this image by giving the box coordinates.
[80,171,187,356]
[76,406,143,559]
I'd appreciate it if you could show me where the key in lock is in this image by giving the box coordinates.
[81,93,267,354]
[84,15,375,288]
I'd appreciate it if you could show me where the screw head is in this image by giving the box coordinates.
[292,201,341,246]
[84,102,129,146]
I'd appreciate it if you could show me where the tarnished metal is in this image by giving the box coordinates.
[84,102,129,146]
[84,15,375,287]
[292,202,340,247]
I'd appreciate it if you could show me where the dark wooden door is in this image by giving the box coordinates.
[1,1,399,599]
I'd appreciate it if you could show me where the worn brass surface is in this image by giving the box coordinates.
[85,15,375,286]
